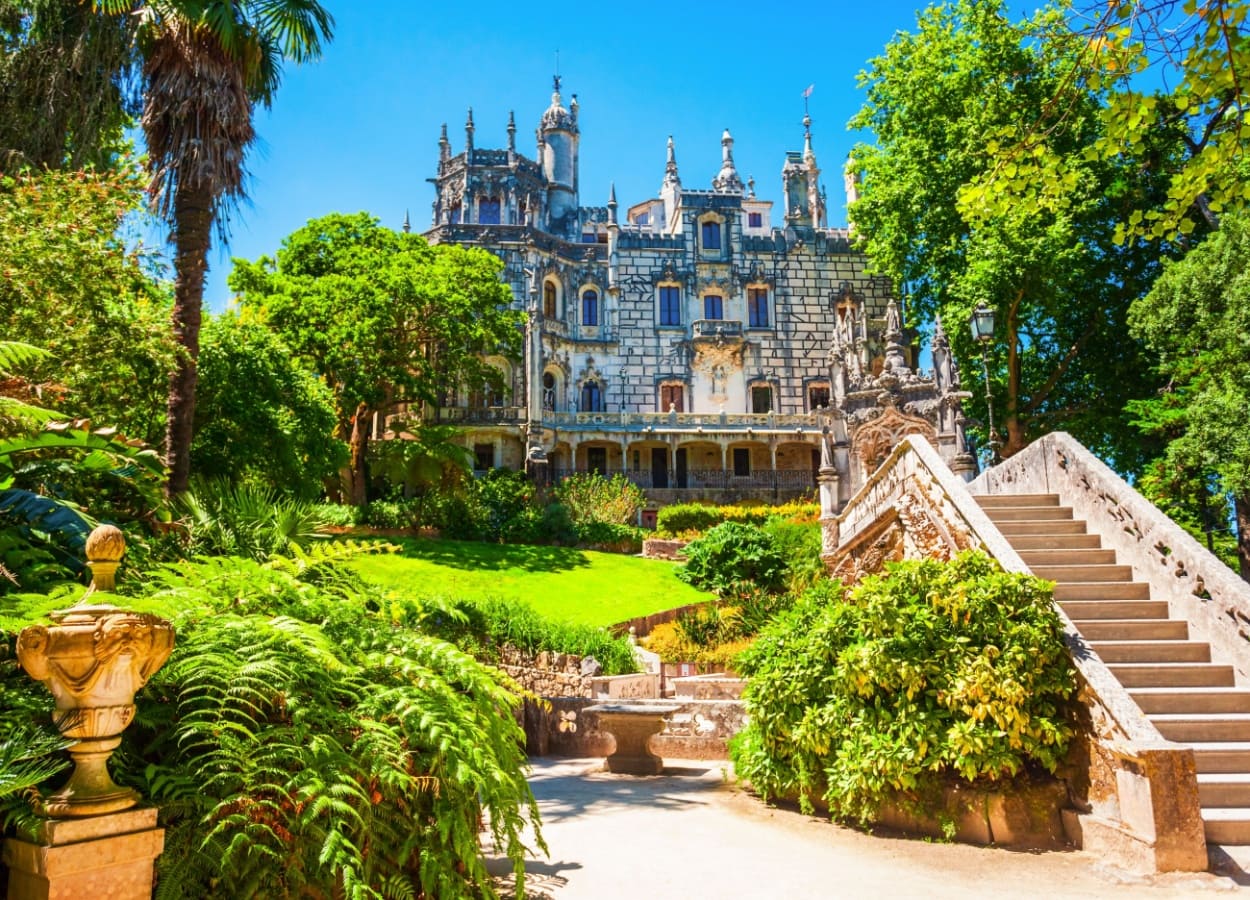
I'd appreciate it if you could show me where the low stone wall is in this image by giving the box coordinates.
[641,538,687,560]
[672,675,745,701]
[499,646,594,698]
[610,601,709,639]
[524,698,746,760]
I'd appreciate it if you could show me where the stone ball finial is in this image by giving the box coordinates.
[86,524,126,563]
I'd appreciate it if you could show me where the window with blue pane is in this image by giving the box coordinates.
[581,380,603,412]
[582,290,598,326]
[703,295,723,320]
[659,286,681,326]
[701,221,721,250]
[748,288,770,327]
[478,197,501,225]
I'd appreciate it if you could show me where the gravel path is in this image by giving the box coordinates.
[486,758,1249,899]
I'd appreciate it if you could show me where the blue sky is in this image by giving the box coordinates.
[185,1,1036,312]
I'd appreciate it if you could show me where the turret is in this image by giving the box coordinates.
[438,123,450,168]
[782,111,824,231]
[607,183,619,292]
[538,76,580,239]
[465,107,474,159]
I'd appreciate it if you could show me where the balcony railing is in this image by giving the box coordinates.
[436,406,524,425]
[550,467,815,491]
[692,319,743,339]
[542,410,826,430]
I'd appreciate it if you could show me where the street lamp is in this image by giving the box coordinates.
[970,304,1002,464]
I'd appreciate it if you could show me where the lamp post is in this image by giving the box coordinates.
[970,304,1002,464]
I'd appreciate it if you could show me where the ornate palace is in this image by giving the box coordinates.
[411,79,975,505]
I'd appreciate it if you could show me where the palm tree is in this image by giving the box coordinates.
[95,1,333,495]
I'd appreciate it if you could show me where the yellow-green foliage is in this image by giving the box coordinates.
[730,553,1075,824]
[643,621,754,672]
[655,500,820,538]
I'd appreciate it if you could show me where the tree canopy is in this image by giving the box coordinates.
[230,212,522,504]
[849,0,1174,468]
[1128,209,1250,579]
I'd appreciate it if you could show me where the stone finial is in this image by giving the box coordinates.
[663,135,681,189]
[712,128,744,194]
[607,182,618,223]
[747,175,756,198]
[85,523,125,593]
[402,209,411,234]
[465,107,475,154]
[803,112,815,163]
[507,109,517,152]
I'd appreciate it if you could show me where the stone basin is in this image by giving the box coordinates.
[585,702,682,775]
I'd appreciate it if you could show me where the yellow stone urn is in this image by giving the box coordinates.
[15,524,174,818]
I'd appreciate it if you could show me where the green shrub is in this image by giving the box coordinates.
[762,517,825,591]
[678,522,787,595]
[730,552,1075,824]
[573,519,644,552]
[178,480,333,560]
[655,502,725,535]
[103,554,542,899]
[553,472,644,526]
[655,500,820,538]
[316,503,359,528]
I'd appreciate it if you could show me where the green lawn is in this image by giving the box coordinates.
[350,538,713,627]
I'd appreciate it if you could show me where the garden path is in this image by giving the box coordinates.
[487,758,1248,899]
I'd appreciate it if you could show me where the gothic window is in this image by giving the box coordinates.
[701,220,721,250]
[660,384,684,413]
[659,285,681,326]
[751,384,772,414]
[581,380,603,412]
[542,372,557,411]
[808,384,831,410]
[582,290,598,326]
[733,447,751,476]
[703,294,723,320]
[448,202,462,225]
[544,282,558,318]
[748,288,770,327]
[748,212,763,228]
[478,197,501,225]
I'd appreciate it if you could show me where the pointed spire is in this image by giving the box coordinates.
[465,107,475,155]
[803,112,815,163]
[438,122,450,165]
[507,110,516,152]
[663,135,680,190]
[607,182,618,224]
[712,128,744,194]
[402,209,411,234]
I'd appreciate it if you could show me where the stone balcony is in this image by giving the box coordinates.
[542,409,829,434]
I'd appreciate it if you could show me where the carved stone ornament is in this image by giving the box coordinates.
[15,525,175,818]
[851,406,938,472]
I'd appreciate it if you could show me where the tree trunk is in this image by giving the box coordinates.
[164,180,214,496]
[348,402,370,507]
[1235,494,1250,584]
[1001,292,1026,459]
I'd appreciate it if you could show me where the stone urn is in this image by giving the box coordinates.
[15,524,174,818]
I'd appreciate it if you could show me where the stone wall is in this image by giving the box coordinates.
[524,697,746,760]
[609,600,708,639]
[499,645,593,698]
[641,538,687,561]
[671,675,745,701]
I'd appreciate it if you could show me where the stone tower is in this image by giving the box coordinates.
[537,76,580,239]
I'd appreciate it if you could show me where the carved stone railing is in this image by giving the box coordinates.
[823,434,1207,873]
[542,410,827,433]
[692,319,744,340]
[971,431,1250,685]
[436,406,524,425]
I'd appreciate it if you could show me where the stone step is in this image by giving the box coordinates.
[1017,549,1117,567]
[1060,600,1170,620]
[1032,564,1134,583]
[975,494,1060,508]
[1203,807,1250,844]
[1089,641,1210,664]
[1108,663,1236,689]
[1191,744,1250,774]
[1198,774,1250,808]
[1151,714,1250,742]
[981,506,1075,522]
[1079,620,1189,641]
[1132,689,1250,715]
[1053,582,1151,601]
[995,520,1088,536]
[1007,534,1103,551]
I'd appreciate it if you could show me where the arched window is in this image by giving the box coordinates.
[543,282,557,318]
[448,202,462,225]
[542,372,557,411]
[582,290,598,326]
[581,380,603,412]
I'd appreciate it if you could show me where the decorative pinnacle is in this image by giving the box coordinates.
[663,135,680,188]
[85,523,125,593]
[402,209,411,234]
[466,107,474,130]
[608,182,617,206]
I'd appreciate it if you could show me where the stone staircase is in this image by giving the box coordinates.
[976,492,1250,845]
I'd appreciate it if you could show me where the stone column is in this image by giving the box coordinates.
[4,526,172,900]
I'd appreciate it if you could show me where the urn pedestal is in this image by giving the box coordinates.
[4,525,173,900]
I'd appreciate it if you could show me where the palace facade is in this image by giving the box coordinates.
[411,80,975,505]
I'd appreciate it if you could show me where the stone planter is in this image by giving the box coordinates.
[14,525,174,818]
